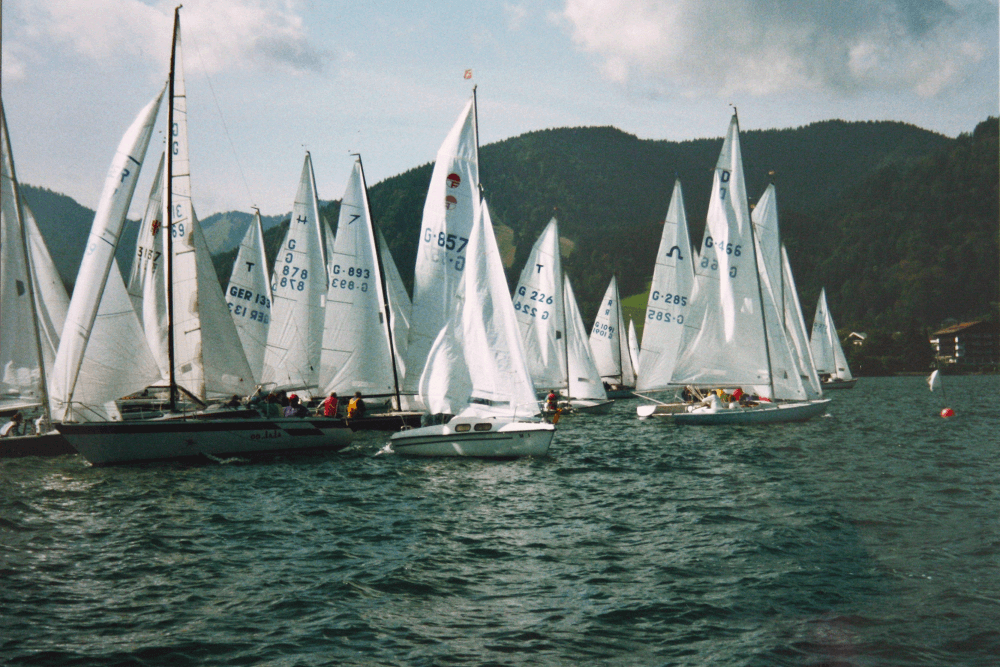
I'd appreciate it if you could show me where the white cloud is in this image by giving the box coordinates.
[17,0,327,76]
[561,0,995,98]
[503,2,530,31]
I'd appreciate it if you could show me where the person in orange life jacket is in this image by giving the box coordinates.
[347,392,366,418]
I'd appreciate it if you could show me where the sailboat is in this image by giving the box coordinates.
[589,275,636,398]
[0,100,74,456]
[225,209,272,383]
[627,318,640,380]
[562,274,612,413]
[809,288,856,389]
[317,156,420,429]
[56,9,352,464]
[390,91,554,457]
[261,153,328,397]
[634,179,697,418]
[666,113,829,424]
[511,217,610,413]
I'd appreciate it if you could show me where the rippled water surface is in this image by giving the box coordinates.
[2,376,999,666]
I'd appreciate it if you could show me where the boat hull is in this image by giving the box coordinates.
[389,417,555,458]
[822,379,857,390]
[568,399,614,415]
[671,399,831,425]
[57,415,354,465]
[347,412,424,432]
[0,432,75,458]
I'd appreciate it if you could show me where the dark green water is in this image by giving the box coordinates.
[2,376,998,666]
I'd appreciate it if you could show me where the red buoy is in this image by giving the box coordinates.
[941,408,955,418]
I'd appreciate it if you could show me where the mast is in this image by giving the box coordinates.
[355,153,402,410]
[472,85,481,188]
[165,5,180,411]
[2,104,53,429]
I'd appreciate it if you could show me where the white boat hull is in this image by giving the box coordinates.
[568,399,614,415]
[822,378,857,390]
[389,416,554,458]
[57,412,354,465]
[671,399,831,425]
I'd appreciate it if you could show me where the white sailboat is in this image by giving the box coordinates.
[667,113,829,424]
[57,9,352,464]
[627,318,640,380]
[391,92,554,457]
[318,157,404,406]
[0,100,73,456]
[589,275,636,397]
[225,209,272,383]
[635,179,696,417]
[261,153,327,396]
[809,288,856,389]
[562,274,611,413]
[400,94,479,410]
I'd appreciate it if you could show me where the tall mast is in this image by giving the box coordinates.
[165,5,180,411]
[1,103,53,429]
[355,153,402,410]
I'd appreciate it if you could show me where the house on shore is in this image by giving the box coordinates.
[929,321,999,367]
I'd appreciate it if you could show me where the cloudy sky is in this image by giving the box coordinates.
[3,0,997,218]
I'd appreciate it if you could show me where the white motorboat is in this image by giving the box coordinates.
[390,414,553,458]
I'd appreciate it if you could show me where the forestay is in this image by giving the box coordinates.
[402,96,479,405]
[512,217,566,391]
[319,160,395,397]
[636,179,694,392]
[262,153,327,394]
[225,210,272,383]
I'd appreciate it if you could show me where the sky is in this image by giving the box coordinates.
[3,0,998,220]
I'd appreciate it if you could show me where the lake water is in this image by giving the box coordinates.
[2,376,998,666]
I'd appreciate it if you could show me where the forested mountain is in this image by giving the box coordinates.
[22,117,996,338]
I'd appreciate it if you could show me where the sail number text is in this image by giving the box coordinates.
[228,287,271,323]
[592,322,615,339]
[422,228,468,271]
[513,286,553,319]
[329,265,370,292]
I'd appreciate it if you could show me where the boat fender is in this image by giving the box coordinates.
[552,409,562,425]
[941,408,955,418]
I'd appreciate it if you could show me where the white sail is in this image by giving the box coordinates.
[563,275,608,402]
[832,326,853,381]
[323,216,336,284]
[402,96,479,404]
[810,288,853,381]
[225,210,272,383]
[512,217,566,391]
[781,245,823,397]
[628,318,640,381]
[750,184,808,400]
[262,153,328,394]
[379,229,411,381]
[164,26,253,399]
[126,151,169,378]
[589,276,635,385]
[636,179,695,392]
[671,114,774,393]
[24,204,69,381]
[50,88,164,421]
[0,104,47,411]
[319,160,397,397]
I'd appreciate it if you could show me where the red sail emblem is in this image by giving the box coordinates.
[444,195,458,210]
[151,219,161,236]
[446,173,461,188]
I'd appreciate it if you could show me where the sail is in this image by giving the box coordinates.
[809,288,836,376]
[261,153,328,394]
[318,160,396,397]
[563,275,607,402]
[323,217,336,284]
[590,276,634,385]
[636,179,695,392]
[832,325,853,381]
[126,151,169,378]
[50,88,164,421]
[461,200,539,417]
[512,217,566,391]
[402,95,479,403]
[0,104,47,410]
[628,318,640,380]
[751,184,808,400]
[24,204,69,381]
[781,246,823,397]
[225,210,272,383]
[379,230,411,381]
[670,114,773,392]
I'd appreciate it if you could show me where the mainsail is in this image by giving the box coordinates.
[262,153,328,394]
[318,159,397,398]
[402,95,479,405]
[636,179,694,392]
[810,288,853,381]
[225,210,272,384]
[379,229,411,381]
[589,276,635,386]
[512,217,566,391]
[563,275,608,402]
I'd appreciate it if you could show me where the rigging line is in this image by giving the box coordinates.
[187,31,256,210]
